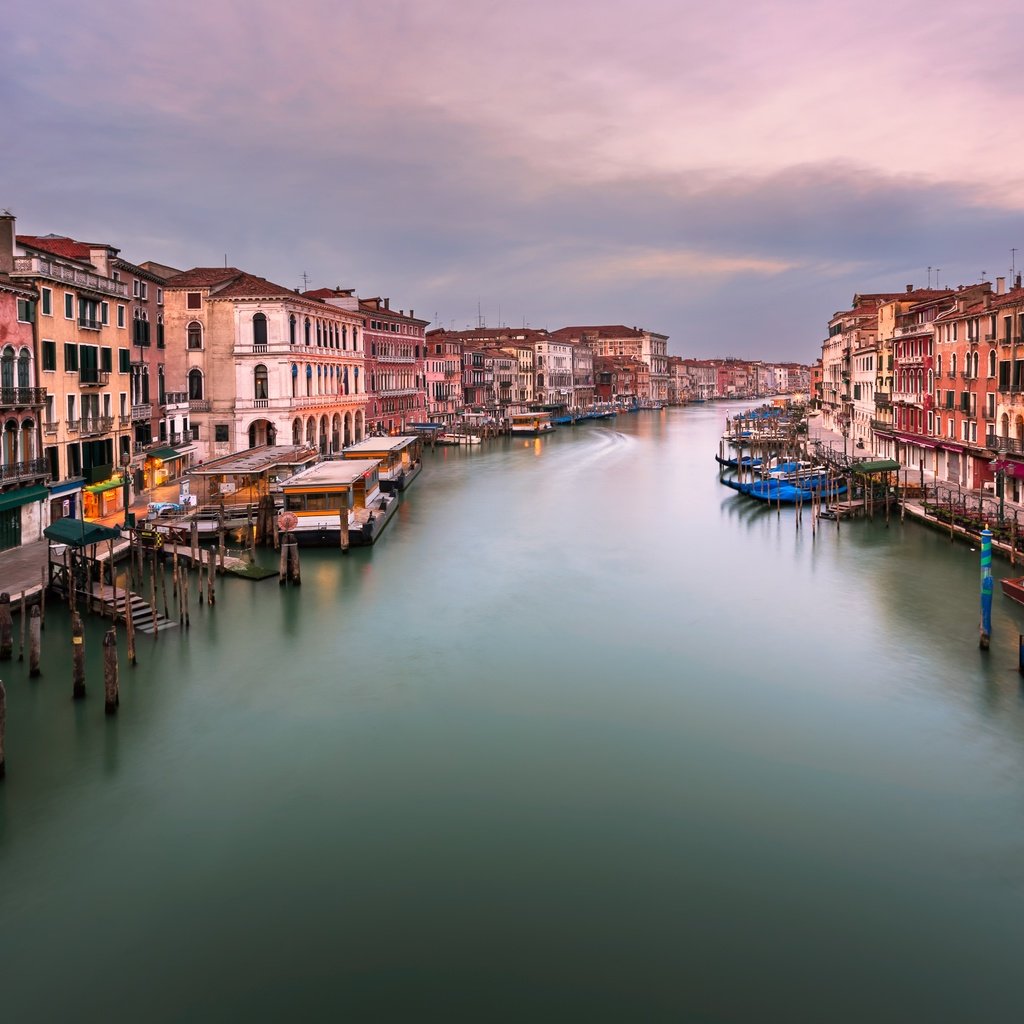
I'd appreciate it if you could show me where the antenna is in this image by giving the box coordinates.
[981,270,988,283]
[300,271,311,292]
[224,254,227,268]
[927,266,932,288]
[477,300,484,329]
[935,268,941,289]
[1013,249,1018,281]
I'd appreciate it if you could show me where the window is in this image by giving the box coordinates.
[41,288,52,316]
[117,305,125,329]
[192,424,200,441]
[132,279,140,298]
[187,292,201,309]
[188,369,203,400]
[42,341,56,371]
[253,313,268,347]
[118,349,130,373]
[157,315,164,348]
[64,343,79,372]
[17,298,35,322]
[254,364,268,400]
[101,301,109,326]
[304,318,311,345]
[289,315,296,345]
[140,282,148,300]
[215,424,230,443]
[187,322,203,350]
[64,293,74,319]
[101,347,112,372]
[157,288,163,306]
[78,297,100,329]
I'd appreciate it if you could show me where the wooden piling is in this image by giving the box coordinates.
[19,592,26,660]
[208,549,216,606]
[279,535,288,585]
[340,509,350,552]
[29,606,41,678]
[160,555,170,620]
[71,611,86,700]
[125,586,136,666]
[103,628,119,715]
[182,569,190,629]
[150,553,159,637]
[0,678,5,778]
[40,567,46,629]
[0,594,12,661]
[190,519,199,567]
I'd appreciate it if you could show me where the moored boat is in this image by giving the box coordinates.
[1000,577,1024,606]
[510,411,555,435]
[340,435,423,492]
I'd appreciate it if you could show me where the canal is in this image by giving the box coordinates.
[2,404,1024,1021]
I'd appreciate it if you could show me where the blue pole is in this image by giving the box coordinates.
[980,528,993,650]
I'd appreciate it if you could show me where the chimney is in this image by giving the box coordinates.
[983,293,992,310]
[410,309,414,319]
[997,276,1006,295]
[906,284,913,292]
[384,297,390,310]
[0,211,14,273]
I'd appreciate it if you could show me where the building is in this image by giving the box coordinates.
[423,331,463,425]
[552,325,669,402]
[164,269,367,463]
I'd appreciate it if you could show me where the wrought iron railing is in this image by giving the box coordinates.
[0,387,46,407]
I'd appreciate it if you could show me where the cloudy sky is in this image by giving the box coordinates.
[5,0,1024,360]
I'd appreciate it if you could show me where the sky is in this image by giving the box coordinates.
[5,0,1024,361]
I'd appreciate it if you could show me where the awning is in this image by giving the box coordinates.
[145,447,180,461]
[44,518,121,547]
[853,459,902,474]
[85,476,127,495]
[0,484,49,512]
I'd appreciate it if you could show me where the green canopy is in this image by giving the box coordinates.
[44,518,121,547]
[0,484,48,512]
[853,459,901,474]
[145,447,180,461]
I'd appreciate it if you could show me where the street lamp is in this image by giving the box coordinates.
[120,449,132,529]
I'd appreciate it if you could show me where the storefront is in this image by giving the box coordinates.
[82,475,128,521]
[143,447,190,489]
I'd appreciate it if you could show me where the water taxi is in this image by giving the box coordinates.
[510,411,555,435]
[340,436,423,492]
[279,459,397,546]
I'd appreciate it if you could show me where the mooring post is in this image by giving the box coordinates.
[278,536,288,585]
[340,509,349,553]
[19,592,26,660]
[1019,635,1024,676]
[0,593,12,662]
[0,678,6,779]
[103,628,119,715]
[190,519,199,568]
[71,611,86,699]
[40,567,46,629]
[125,587,136,666]
[29,605,41,678]
[980,527,993,651]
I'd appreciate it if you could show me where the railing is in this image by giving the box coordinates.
[987,434,1024,454]
[251,343,268,354]
[11,256,129,298]
[0,458,48,482]
[189,399,211,413]
[79,369,110,387]
[0,387,47,407]
[80,416,113,435]
[77,317,101,331]
[985,334,996,342]
[165,391,187,404]
[870,419,894,434]
[874,393,891,409]
[996,383,1022,394]
[895,323,930,337]
[66,419,80,433]
[253,398,269,408]
[131,403,152,421]
[43,420,59,434]
[119,415,132,427]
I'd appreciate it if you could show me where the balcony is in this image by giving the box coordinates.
[0,458,48,484]
[77,316,101,331]
[43,420,59,434]
[132,403,152,421]
[870,419,894,435]
[11,256,129,299]
[79,369,110,387]
[983,408,996,421]
[895,322,931,337]
[189,399,211,413]
[0,386,47,409]
[874,393,891,409]
[80,416,113,436]
[165,391,187,405]
[988,434,1024,455]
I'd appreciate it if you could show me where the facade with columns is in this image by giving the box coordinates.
[164,269,366,463]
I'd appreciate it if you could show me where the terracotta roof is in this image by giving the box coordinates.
[214,272,315,302]
[553,325,644,339]
[17,234,97,262]
[164,267,245,288]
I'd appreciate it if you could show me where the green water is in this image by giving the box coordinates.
[2,406,1024,1022]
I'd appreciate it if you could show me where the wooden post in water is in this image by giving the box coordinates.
[71,611,86,699]
[19,592,26,660]
[217,504,226,574]
[340,508,349,553]
[150,553,159,637]
[0,594,12,661]
[182,570,190,629]
[246,505,256,564]
[160,555,170,620]
[0,677,5,779]
[208,548,216,606]
[190,519,199,568]
[103,628,119,714]
[40,567,46,629]
[125,588,136,666]
[287,532,301,585]
[278,537,288,585]
[29,606,41,678]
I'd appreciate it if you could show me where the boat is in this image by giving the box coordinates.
[340,435,423,492]
[436,432,482,445]
[278,459,398,546]
[714,454,763,470]
[1000,577,1024,606]
[746,479,848,504]
[510,411,555,435]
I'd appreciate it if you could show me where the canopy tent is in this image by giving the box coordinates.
[44,518,121,547]
[853,459,901,475]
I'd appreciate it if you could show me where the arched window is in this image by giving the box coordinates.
[989,349,997,377]
[289,315,297,345]
[17,351,30,389]
[291,363,298,398]
[936,354,942,376]
[0,347,14,391]
[188,368,204,400]
[187,321,203,350]
[305,363,312,397]
[292,418,302,445]
[950,353,957,376]
[304,318,311,345]
[254,364,268,400]
[316,321,322,347]
[354,366,359,392]
[253,312,267,346]
[972,352,980,377]
[342,325,347,350]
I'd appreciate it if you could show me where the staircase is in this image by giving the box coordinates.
[109,591,178,635]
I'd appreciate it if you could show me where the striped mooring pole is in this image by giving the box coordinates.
[980,527,993,650]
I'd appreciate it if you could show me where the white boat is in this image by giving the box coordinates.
[510,412,555,436]
[437,432,482,445]
[340,435,424,490]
